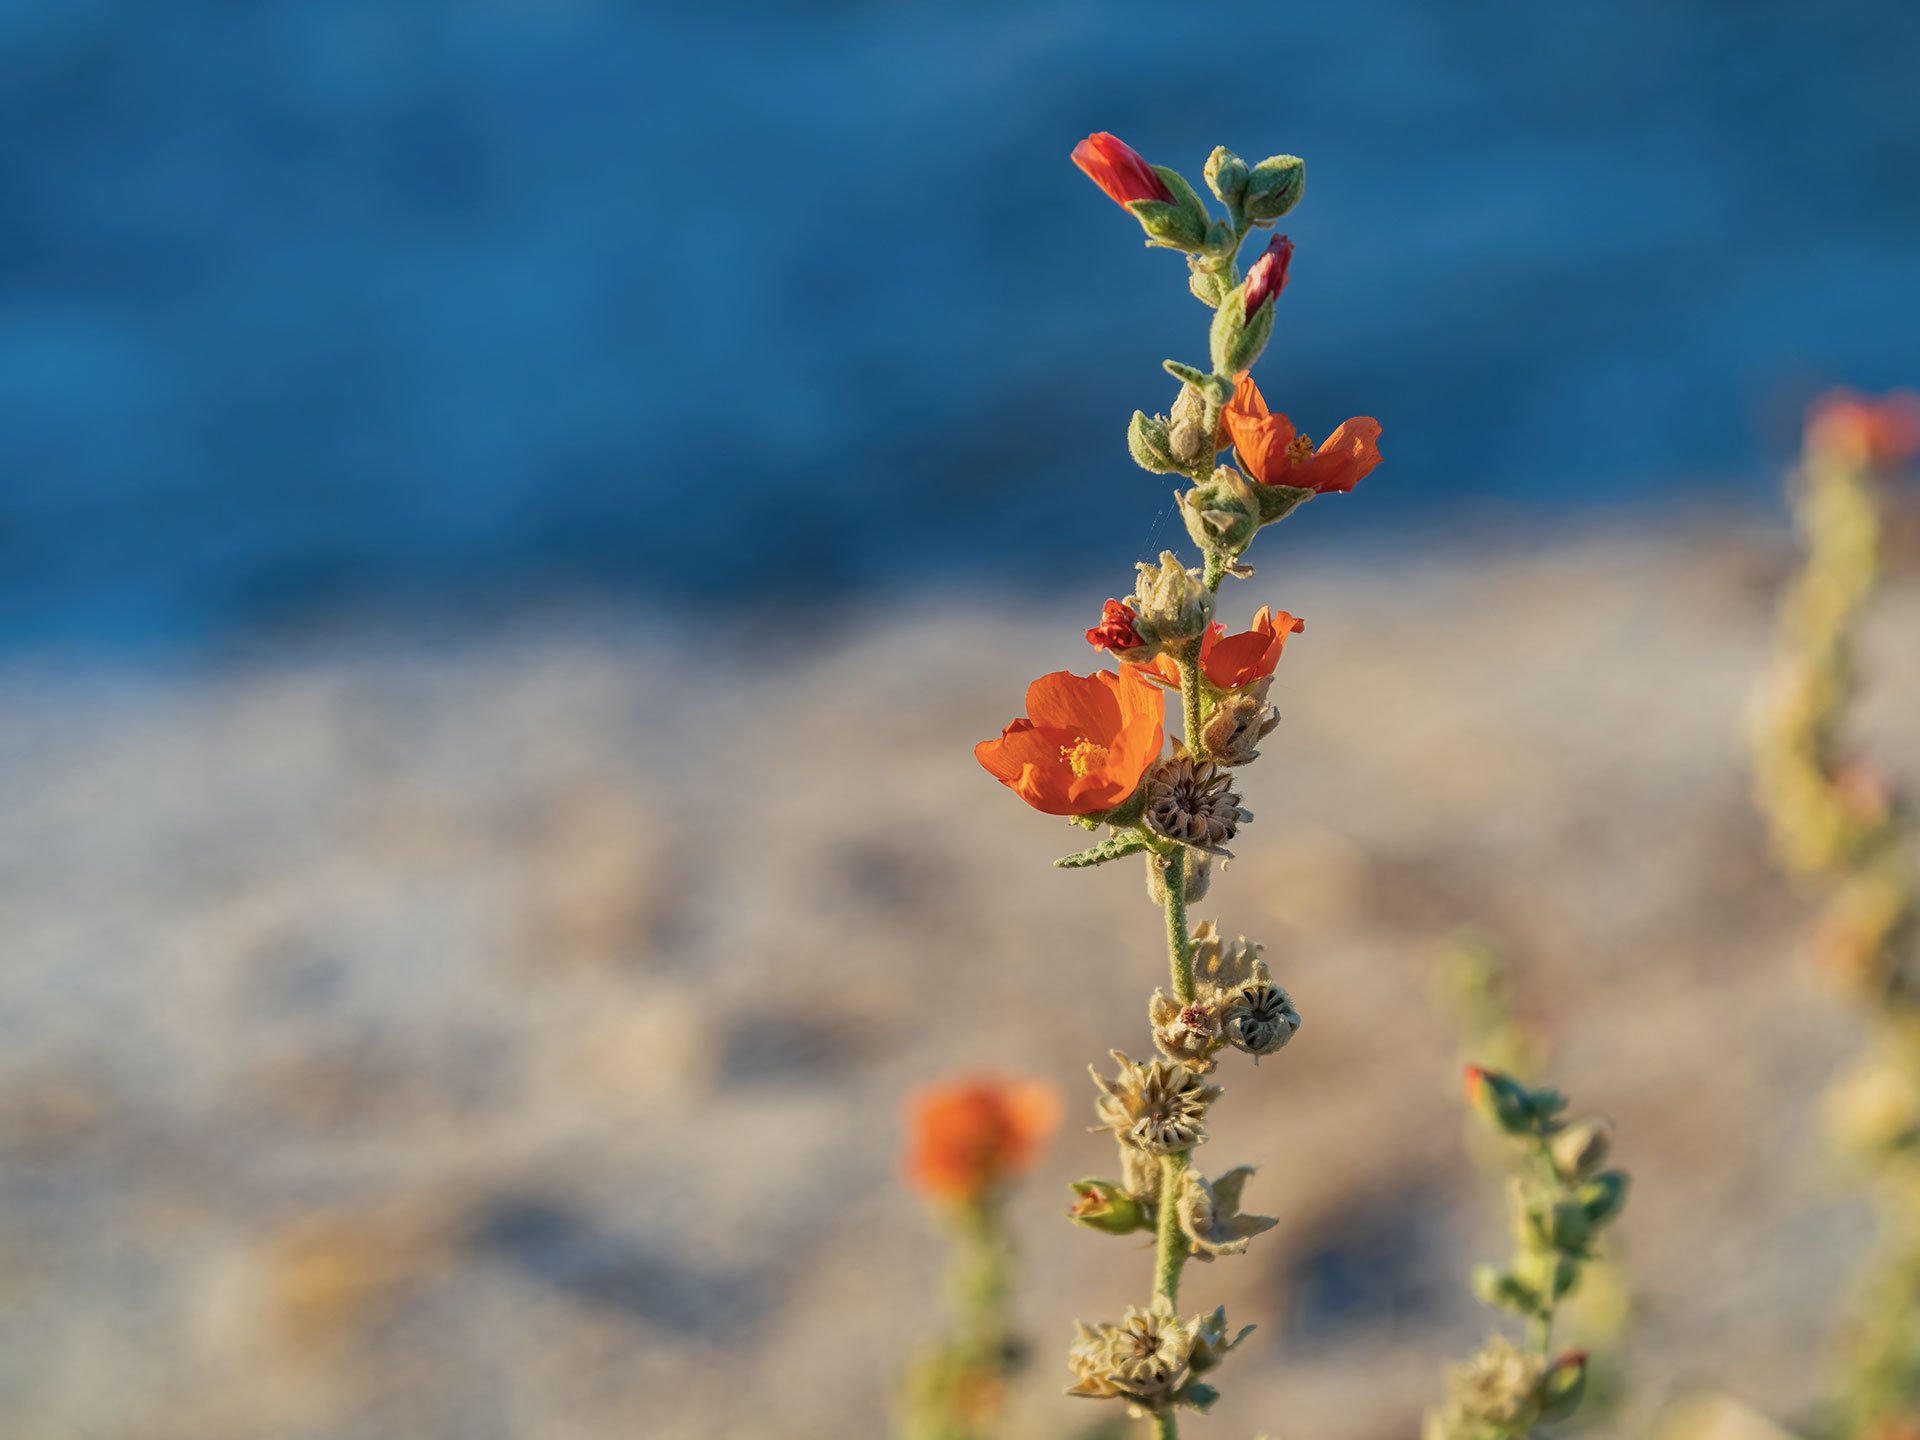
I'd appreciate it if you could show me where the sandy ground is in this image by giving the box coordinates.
[0,520,1914,1440]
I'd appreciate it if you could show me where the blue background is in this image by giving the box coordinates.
[3,0,1916,645]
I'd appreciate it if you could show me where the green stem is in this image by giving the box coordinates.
[1202,549,1228,592]
[1176,640,1207,759]
[1154,1151,1191,1306]
[1151,1406,1179,1440]
[1152,851,1193,1341]
[1161,851,1195,1004]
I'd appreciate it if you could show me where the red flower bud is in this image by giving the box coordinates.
[1085,599,1144,654]
[1242,234,1293,321]
[1071,132,1175,208]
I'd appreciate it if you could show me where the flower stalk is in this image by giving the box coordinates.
[979,130,1381,1434]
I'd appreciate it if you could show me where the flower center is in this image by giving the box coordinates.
[1287,434,1315,464]
[1060,737,1110,776]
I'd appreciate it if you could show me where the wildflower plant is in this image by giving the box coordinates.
[901,1076,1062,1440]
[1426,1067,1631,1440]
[973,131,1381,1436]
[1431,934,1633,1427]
[1748,392,1920,1439]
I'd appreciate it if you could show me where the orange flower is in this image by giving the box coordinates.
[975,667,1164,816]
[1133,607,1304,690]
[1222,372,1382,494]
[1071,132,1175,208]
[1807,389,1920,470]
[905,1076,1062,1203]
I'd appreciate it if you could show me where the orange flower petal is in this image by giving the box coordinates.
[1195,607,1303,689]
[1222,374,1298,486]
[1025,669,1123,737]
[1296,418,1383,494]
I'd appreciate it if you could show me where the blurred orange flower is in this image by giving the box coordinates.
[905,1076,1062,1203]
[1135,606,1303,690]
[1807,389,1920,470]
[975,667,1164,815]
[1222,372,1382,495]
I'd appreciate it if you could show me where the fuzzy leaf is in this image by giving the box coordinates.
[1055,832,1153,869]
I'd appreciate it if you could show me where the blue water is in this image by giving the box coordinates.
[2,1,1917,645]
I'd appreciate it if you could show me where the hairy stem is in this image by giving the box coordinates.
[1176,641,1207,759]
[1161,850,1195,1004]
[1202,549,1228,592]
[1154,1151,1191,1305]
[1151,1405,1179,1440]
[1153,850,1194,1419]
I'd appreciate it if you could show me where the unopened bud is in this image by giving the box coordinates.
[1203,146,1250,207]
[1240,234,1293,320]
[1128,411,1181,474]
[1068,1178,1153,1235]
[1209,280,1276,377]
[1537,1350,1589,1423]
[1243,154,1305,222]
[1548,1119,1612,1180]
[1128,551,1212,645]
[1462,1066,1538,1136]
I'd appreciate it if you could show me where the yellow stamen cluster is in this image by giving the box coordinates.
[1287,433,1315,463]
[1061,737,1111,776]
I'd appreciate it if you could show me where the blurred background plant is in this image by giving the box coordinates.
[1423,1067,1629,1440]
[900,1076,1062,1440]
[1749,393,1920,1440]
[1431,932,1632,1425]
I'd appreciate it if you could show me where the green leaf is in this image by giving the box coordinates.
[1180,1383,1221,1413]
[1055,832,1153,869]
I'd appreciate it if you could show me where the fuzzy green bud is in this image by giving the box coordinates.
[1128,411,1181,474]
[1125,166,1211,252]
[1127,551,1212,645]
[1203,146,1250,207]
[1243,155,1305,222]
[1068,1178,1152,1235]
